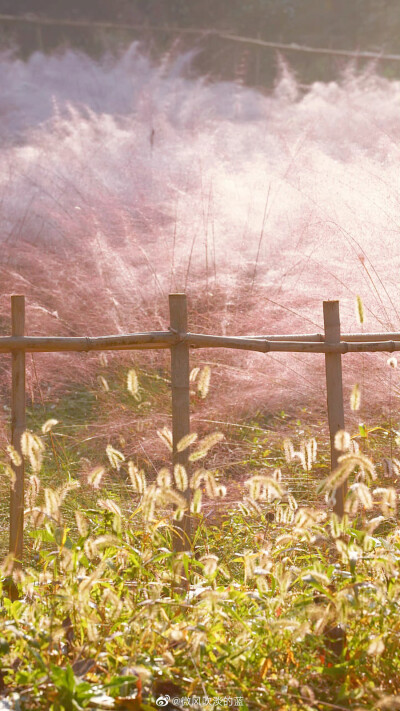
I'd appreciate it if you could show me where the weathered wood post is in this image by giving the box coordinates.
[169,294,191,553]
[9,295,26,588]
[323,300,346,517]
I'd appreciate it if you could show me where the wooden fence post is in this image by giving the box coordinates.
[9,295,26,586]
[169,294,191,553]
[323,300,346,517]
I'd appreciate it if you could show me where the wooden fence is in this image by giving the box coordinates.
[5,293,400,572]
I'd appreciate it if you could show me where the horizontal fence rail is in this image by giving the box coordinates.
[2,334,400,353]
[0,333,177,352]
[186,335,400,353]
[3,293,398,597]
[238,332,400,342]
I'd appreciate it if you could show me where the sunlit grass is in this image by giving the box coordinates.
[0,368,400,709]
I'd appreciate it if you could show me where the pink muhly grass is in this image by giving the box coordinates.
[0,46,397,422]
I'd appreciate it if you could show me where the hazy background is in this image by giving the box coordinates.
[2,1,400,85]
